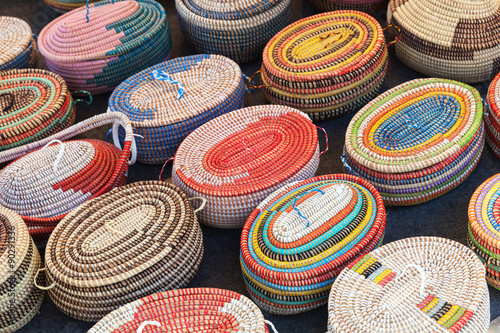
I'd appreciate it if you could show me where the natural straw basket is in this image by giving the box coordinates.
[343,78,484,206]
[0,207,44,333]
[388,0,500,83]
[255,11,391,121]
[327,236,490,333]
[467,174,500,291]
[309,0,388,13]
[43,181,204,322]
[484,72,500,158]
[38,0,172,95]
[89,288,270,332]
[170,105,326,229]
[109,54,245,164]
[176,0,292,63]
[0,112,136,247]
[240,174,386,315]
[43,0,100,12]
[0,69,78,152]
[0,17,37,71]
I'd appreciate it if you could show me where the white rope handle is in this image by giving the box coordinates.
[112,121,137,165]
[104,220,125,235]
[265,320,279,333]
[34,268,55,290]
[137,321,161,333]
[188,197,207,214]
[41,140,64,172]
[396,264,427,297]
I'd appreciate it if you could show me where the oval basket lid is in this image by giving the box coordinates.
[180,0,281,20]
[0,17,32,66]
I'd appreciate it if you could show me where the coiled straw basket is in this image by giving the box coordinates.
[0,17,37,71]
[484,72,500,158]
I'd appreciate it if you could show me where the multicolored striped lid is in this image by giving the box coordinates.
[0,17,34,68]
[240,174,386,315]
[484,72,500,159]
[328,236,490,333]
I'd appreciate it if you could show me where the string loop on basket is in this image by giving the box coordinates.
[395,264,427,296]
[136,321,161,333]
[242,73,254,93]
[41,139,65,172]
[159,157,174,181]
[248,70,269,90]
[482,98,490,117]
[317,126,329,155]
[72,90,93,105]
[188,197,207,214]
[111,121,138,165]
[265,319,280,333]
[320,30,344,49]
[34,268,55,290]
[104,220,125,235]
[383,24,401,47]
[152,70,185,100]
[0,92,15,114]
[340,153,361,178]
[293,189,325,227]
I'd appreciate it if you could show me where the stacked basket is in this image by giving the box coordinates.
[176,0,291,63]
[328,237,490,333]
[0,112,135,247]
[44,181,204,321]
[0,69,76,151]
[109,54,245,164]
[0,17,37,71]
[0,207,44,332]
[388,0,500,83]
[467,174,500,290]
[342,78,484,206]
[171,105,325,229]
[240,174,386,315]
[89,288,269,332]
[256,11,389,121]
[38,0,172,95]
[484,72,500,158]
[43,0,100,12]
[308,0,388,13]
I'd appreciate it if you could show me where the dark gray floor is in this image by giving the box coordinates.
[1,0,500,331]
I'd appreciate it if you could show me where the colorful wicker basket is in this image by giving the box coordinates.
[327,236,490,333]
[343,78,484,206]
[485,72,500,158]
[0,69,77,152]
[0,207,44,333]
[38,0,172,95]
[176,0,291,63]
[388,0,500,83]
[171,105,325,229]
[89,288,270,332]
[308,0,388,13]
[43,0,100,12]
[240,174,386,315]
[255,11,389,121]
[0,112,135,248]
[109,54,245,164]
[0,17,38,71]
[43,181,204,322]
[467,174,500,291]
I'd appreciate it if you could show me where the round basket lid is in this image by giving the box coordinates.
[173,105,319,197]
[0,17,32,67]
[345,78,483,174]
[180,0,281,20]
[328,236,490,333]
[88,288,268,333]
[109,54,242,127]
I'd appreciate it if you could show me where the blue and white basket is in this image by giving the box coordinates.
[0,17,37,71]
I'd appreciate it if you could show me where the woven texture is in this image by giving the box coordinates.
[0,112,134,247]
[38,0,172,95]
[0,17,37,71]
[260,11,388,121]
[0,207,44,333]
[388,0,500,83]
[467,173,500,291]
[109,54,245,164]
[44,181,204,322]
[240,174,386,315]
[0,69,75,151]
[88,288,269,332]
[176,0,291,63]
[485,72,500,158]
[308,0,388,13]
[343,78,484,206]
[42,0,100,12]
[172,105,322,229]
[327,236,490,333]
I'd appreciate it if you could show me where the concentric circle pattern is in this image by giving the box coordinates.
[485,72,500,158]
[89,288,268,333]
[109,54,245,164]
[38,0,172,95]
[388,0,500,83]
[328,237,490,333]
[45,181,204,322]
[343,78,484,206]
[0,17,37,71]
[0,69,75,151]
[172,105,321,228]
[309,0,388,14]
[176,0,291,63]
[261,11,388,121]
[240,174,386,315]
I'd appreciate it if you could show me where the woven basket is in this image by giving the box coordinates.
[176,0,291,63]
[89,288,269,332]
[0,69,76,152]
[343,78,484,206]
[171,105,325,229]
[0,17,37,71]
[327,236,490,333]
[0,207,44,333]
[109,54,245,164]
[388,0,500,83]
[0,112,135,247]
[38,0,172,95]
[43,181,204,322]
[309,0,388,13]
[241,174,386,315]
[257,11,389,121]
[43,0,100,12]
[485,72,500,158]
